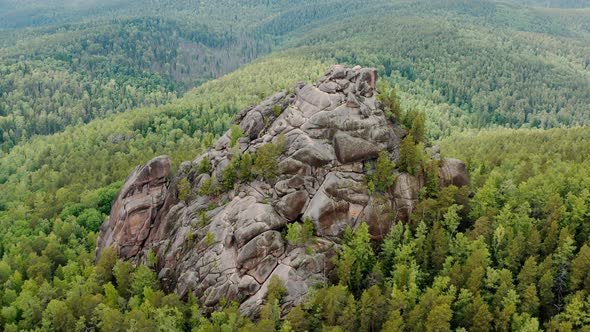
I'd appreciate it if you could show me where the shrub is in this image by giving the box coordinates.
[178,178,192,203]
[229,125,245,148]
[205,232,215,246]
[197,157,212,174]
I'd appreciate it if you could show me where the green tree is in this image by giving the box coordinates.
[373,151,396,192]
[229,125,245,148]
[377,81,402,121]
[570,244,590,292]
[94,304,126,332]
[253,143,280,181]
[131,265,158,298]
[521,284,540,316]
[284,305,307,332]
[399,136,423,176]
[285,223,302,246]
[302,217,315,243]
[77,208,104,232]
[239,153,254,182]
[96,246,118,284]
[221,159,238,190]
[470,295,493,332]
[382,309,404,331]
[337,293,358,331]
[315,285,348,326]
[258,276,286,332]
[336,223,375,297]
[113,260,134,299]
[42,300,75,332]
[178,178,192,203]
[359,285,386,332]
[197,157,212,174]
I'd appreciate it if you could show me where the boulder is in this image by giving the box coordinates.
[237,231,285,270]
[275,190,309,221]
[333,132,381,163]
[393,173,422,222]
[361,195,395,241]
[439,158,469,188]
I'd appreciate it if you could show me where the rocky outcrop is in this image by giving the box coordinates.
[96,156,172,260]
[96,65,468,317]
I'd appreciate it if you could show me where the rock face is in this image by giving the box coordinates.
[97,156,172,259]
[96,65,469,317]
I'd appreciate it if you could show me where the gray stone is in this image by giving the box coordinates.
[333,132,381,163]
[290,144,334,167]
[439,158,469,188]
[361,195,395,241]
[275,190,309,221]
[393,173,422,222]
[237,231,285,270]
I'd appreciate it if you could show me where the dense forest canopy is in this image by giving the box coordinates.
[0,0,589,330]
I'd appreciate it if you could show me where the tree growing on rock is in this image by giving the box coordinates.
[377,81,402,121]
[197,157,212,174]
[399,136,423,176]
[177,178,192,203]
[229,125,245,148]
[372,151,396,193]
[286,217,316,246]
[258,275,287,331]
[221,158,238,190]
[253,143,280,181]
[239,153,254,182]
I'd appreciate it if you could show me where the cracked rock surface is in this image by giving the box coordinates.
[96,65,468,317]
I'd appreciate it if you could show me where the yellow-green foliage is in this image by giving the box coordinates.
[177,178,192,203]
[253,143,280,181]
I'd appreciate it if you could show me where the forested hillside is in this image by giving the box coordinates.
[0,16,272,150]
[1,0,588,150]
[285,2,590,135]
[0,0,589,330]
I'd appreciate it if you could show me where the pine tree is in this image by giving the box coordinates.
[517,256,538,293]
[376,81,402,121]
[410,112,426,144]
[197,156,212,174]
[521,284,540,316]
[239,152,254,182]
[337,294,358,331]
[229,124,244,148]
[373,151,396,192]
[253,143,279,181]
[177,178,192,202]
[570,245,590,292]
[359,285,386,332]
[399,136,422,176]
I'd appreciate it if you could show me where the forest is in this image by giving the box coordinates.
[0,0,589,331]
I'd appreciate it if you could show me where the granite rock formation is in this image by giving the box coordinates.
[97,65,469,317]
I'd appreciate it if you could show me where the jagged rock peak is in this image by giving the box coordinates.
[96,65,469,318]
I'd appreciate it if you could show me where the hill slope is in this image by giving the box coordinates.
[0,0,589,330]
